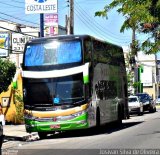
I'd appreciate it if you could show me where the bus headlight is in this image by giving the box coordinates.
[23,88,27,97]
[72,110,87,117]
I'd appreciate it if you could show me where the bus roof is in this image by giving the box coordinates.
[27,34,122,49]
[27,35,90,43]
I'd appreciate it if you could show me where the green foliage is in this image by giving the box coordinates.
[95,0,160,54]
[13,89,24,124]
[127,72,134,87]
[132,81,141,88]
[0,58,16,94]
[142,39,160,54]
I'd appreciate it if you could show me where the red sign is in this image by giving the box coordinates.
[44,14,58,26]
[50,124,60,129]
[44,13,58,36]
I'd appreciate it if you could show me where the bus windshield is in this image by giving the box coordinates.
[24,40,82,66]
[23,73,84,108]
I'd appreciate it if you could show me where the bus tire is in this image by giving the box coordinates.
[38,132,47,139]
[96,108,100,128]
[126,115,130,119]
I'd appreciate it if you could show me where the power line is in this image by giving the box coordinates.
[74,9,106,40]
[77,0,108,5]
[0,11,40,26]
[75,1,131,40]
[0,16,40,31]
[74,4,130,45]
[74,8,130,46]
[0,0,130,46]
[0,1,24,9]
[12,0,24,4]
[0,25,38,38]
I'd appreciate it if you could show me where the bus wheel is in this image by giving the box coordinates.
[38,132,47,139]
[96,108,100,128]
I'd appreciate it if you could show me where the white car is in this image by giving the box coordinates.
[128,95,143,115]
[155,96,160,105]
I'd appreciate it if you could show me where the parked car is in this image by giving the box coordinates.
[136,93,156,113]
[155,95,160,105]
[128,95,143,115]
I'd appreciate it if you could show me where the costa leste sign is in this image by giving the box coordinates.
[25,0,58,14]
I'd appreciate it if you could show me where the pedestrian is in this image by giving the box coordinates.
[0,104,5,150]
[0,104,5,126]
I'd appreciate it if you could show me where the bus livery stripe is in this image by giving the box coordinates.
[22,63,89,81]
[24,103,89,118]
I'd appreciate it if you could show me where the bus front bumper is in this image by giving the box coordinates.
[25,114,89,133]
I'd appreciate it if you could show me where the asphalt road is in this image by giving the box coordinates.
[2,109,160,155]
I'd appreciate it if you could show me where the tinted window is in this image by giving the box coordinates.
[23,73,84,107]
[24,40,82,66]
[93,40,125,66]
[95,80,117,100]
[129,97,138,102]
[84,38,92,62]
[136,93,149,102]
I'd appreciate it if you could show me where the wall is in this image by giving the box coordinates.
[0,71,23,124]
[137,51,157,99]
[143,84,156,99]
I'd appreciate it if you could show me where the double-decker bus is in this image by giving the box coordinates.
[22,35,129,139]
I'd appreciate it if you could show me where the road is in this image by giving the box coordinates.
[2,110,160,155]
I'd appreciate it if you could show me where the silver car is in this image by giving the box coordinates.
[128,95,143,115]
[155,95,160,105]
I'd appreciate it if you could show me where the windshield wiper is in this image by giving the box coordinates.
[25,105,35,110]
[72,99,86,106]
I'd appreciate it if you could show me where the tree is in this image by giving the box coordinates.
[13,89,24,124]
[0,58,16,94]
[95,0,160,54]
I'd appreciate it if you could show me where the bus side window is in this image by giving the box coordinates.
[93,40,100,65]
[84,39,92,62]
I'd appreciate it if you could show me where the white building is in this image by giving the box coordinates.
[123,45,158,99]
[0,20,66,68]
[137,51,157,99]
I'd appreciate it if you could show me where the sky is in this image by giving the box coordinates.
[0,0,147,48]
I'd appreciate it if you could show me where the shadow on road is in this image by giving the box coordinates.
[129,110,157,117]
[3,135,24,142]
[45,121,144,140]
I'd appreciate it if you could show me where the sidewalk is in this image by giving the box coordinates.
[3,125,38,141]
[156,105,160,109]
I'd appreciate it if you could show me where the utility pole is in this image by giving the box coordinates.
[131,28,136,56]
[15,24,21,68]
[130,28,138,94]
[40,14,44,37]
[69,0,74,34]
[130,28,143,94]
[65,15,70,35]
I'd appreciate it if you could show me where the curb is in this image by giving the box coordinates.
[22,133,39,141]
[4,132,38,142]
[2,133,39,149]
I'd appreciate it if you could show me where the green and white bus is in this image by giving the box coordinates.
[22,35,129,139]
